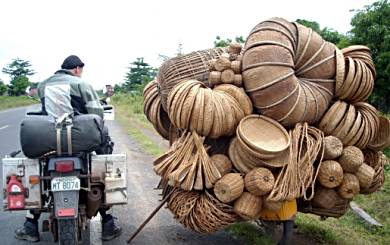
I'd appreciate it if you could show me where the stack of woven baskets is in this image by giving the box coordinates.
[143,17,389,233]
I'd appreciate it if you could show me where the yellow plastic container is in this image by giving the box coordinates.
[259,199,297,221]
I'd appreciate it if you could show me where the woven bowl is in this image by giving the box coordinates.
[238,115,290,155]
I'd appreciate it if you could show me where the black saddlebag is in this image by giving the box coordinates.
[20,114,104,158]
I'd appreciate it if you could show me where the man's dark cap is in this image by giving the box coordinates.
[61,55,85,69]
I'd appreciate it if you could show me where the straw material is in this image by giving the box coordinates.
[322,136,343,160]
[238,115,290,154]
[210,154,233,177]
[214,84,253,116]
[361,150,386,194]
[245,167,275,196]
[368,116,390,151]
[312,186,339,209]
[242,18,335,127]
[214,173,244,203]
[153,131,221,191]
[168,189,238,233]
[158,48,226,110]
[338,173,360,199]
[356,163,375,189]
[298,195,350,218]
[338,146,364,173]
[318,160,344,188]
[268,123,324,202]
[234,192,263,220]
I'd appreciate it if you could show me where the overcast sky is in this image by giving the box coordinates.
[0,0,375,90]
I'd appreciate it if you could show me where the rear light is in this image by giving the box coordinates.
[58,208,76,217]
[29,175,40,185]
[55,161,74,173]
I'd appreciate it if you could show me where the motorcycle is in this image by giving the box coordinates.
[2,105,127,244]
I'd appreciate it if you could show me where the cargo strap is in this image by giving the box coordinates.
[55,113,72,156]
[65,118,73,155]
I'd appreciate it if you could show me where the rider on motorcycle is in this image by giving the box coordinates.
[15,55,122,242]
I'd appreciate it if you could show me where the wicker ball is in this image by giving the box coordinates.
[323,136,343,160]
[312,186,339,209]
[214,173,244,203]
[234,192,262,220]
[244,167,275,196]
[356,163,375,189]
[338,173,360,199]
[318,160,344,188]
[210,154,233,177]
[338,146,364,173]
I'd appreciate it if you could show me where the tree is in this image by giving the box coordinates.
[349,0,390,111]
[295,19,350,48]
[0,79,7,95]
[123,58,156,92]
[2,58,35,80]
[2,58,35,96]
[8,76,30,96]
[214,36,246,48]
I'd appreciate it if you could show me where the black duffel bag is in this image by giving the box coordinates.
[20,114,104,158]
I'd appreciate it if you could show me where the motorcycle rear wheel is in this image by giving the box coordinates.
[58,219,78,245]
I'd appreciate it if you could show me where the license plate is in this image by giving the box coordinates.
[51,177,80,192]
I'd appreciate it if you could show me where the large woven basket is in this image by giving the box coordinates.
[242,18,335,127]
[157,48,226,110]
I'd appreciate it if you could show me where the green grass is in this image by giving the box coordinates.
[0,96,38,111]
[227,222,275,245]
[111,93,164,157]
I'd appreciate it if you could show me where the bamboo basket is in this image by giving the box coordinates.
[245,167,275,196]
[214,173,244,203]
[210,154,233,176]
[312,186,339,209]
[338,146,364,173]
[298,196,350,218]
[322,136,343,160]
[356,163,375,190]
[338,173,360,199]
[242,18,335,127]
[158,48,226,110]
[318,160,344,188]
[234,192,263,220]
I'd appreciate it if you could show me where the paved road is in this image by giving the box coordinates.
[0,107,241,245]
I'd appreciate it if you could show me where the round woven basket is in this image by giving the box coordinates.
[312,186,339,209]
[245,167,275,196]
[213,84,253,116]
[338,173,360,199]
[361,150,387,194]
[368,116,390,151]
[322,136,343,160]
[356,163,375,190]
[338,146,364,173]
[242,18,335,127]
[210,154,233,177]
[158,48,226,110]
[318,160,344,188]
[214,173,244,203]
[234,192,263,220]
[238,115,290,155]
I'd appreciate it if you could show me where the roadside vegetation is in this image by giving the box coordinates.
[0,96,38,111]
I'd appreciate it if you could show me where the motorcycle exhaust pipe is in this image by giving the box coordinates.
[86,186,103,218]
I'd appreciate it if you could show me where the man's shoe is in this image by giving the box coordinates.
[102,218,122,241]
[15,220,40,242]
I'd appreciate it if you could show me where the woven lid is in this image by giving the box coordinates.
[238,115,290,154]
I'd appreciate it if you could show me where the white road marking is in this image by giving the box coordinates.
[0,125,9,130]
[90,212,102,245]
